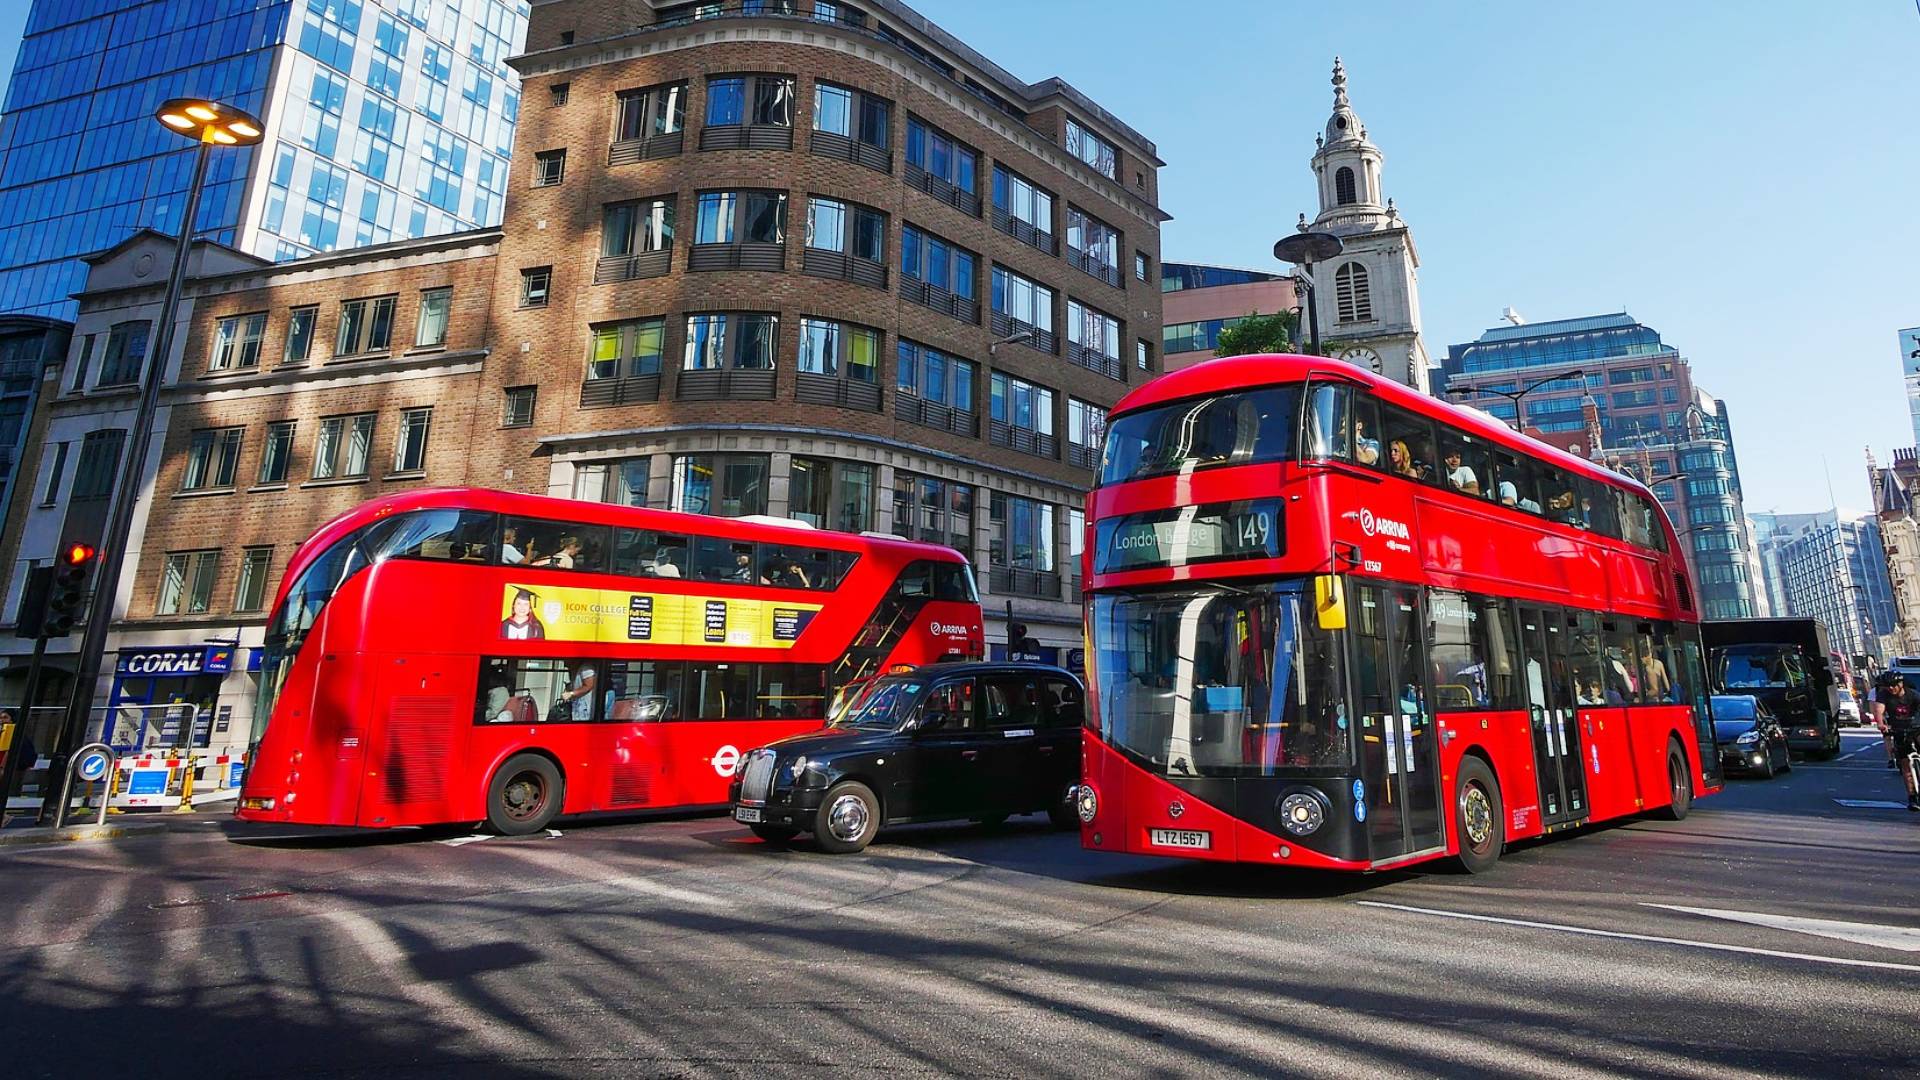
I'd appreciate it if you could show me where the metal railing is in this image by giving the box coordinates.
[809,130,892,173]
[593,248,673,284]
[990,566,1060,600]
[895,394,979,437]
[688,242,786,272]
[905,163,982,217]
[993,209,1057,256]
[676,368,777,401]
[795,373,882,412]
[608,131,685,165]
[900,277,979,324]
[801,247,889,289]
[579,373,663,408]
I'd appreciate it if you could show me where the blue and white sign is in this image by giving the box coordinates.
[229,762,246,787]
[118,647,210,677]
[76,750,112,782]
[1901,327,1920,378]
[126,769,168,796]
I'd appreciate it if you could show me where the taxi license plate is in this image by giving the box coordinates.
[1148,828,1211,850]
[734,806,763,823]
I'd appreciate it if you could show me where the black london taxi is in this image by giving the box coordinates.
[729,662,1085,853]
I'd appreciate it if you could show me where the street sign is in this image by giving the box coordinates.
[76,749,112,783]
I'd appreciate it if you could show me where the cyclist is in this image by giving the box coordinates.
[1869,672,1920,811]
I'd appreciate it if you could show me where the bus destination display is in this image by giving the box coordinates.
[1095,499,1285,573]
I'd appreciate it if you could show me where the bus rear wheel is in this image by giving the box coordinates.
[487,753,563,836]
[1653,743,1692,821]
[1452,757,1503,874]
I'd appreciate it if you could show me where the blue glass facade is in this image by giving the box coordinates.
[0,0,528,319]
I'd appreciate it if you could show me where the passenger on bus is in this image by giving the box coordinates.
[500,526,526,565]
[557,664,597,722]
[1637,638,1673,701]
[730,550,759,583]
[1354,420,1381,466]
[1443,449,1480,495]
[651,550,683,577]
[1578,680,1606,706]
[532,535,581,569]
[1388,440,1420,480]
[777,560,813,589]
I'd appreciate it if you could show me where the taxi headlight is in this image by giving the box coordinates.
[1735,731,1760,746]
[789,755,808,775]
[1279,791,1327,836]
[1075,784,1099,823]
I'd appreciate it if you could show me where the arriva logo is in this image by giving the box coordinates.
[1358,508,1411,541]
[928,622,972,637]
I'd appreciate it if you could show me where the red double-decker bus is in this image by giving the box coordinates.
[1076,355,1720,873]
[238,488,982,833]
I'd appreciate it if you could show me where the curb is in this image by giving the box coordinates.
[0,818,215,849]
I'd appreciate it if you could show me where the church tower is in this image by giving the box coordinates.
[1302,58,1430,392]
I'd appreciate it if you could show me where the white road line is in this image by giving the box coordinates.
[1355,901,1920,974]
[1643,904,1920,953]
[1832,798,1909,809]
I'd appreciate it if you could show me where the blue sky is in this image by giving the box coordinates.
[0,1,1912,514]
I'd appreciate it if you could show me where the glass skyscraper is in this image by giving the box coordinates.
[0,0,528,319]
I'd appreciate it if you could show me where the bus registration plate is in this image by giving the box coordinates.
[734,807,763,823]
[1148,828,1210,850]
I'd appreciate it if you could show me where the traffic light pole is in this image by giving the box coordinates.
[0,635,49,814]
[40,141,212,824]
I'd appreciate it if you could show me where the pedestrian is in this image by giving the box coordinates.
[1869,672,1920,812]
[1,709,35,802]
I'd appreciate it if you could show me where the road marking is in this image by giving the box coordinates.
[1641,904,1920,953]
[1832,798,1909,808]
[1355,901,1920,973]
[439,833,493,847]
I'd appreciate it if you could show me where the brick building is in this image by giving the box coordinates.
[0,0,1165,756]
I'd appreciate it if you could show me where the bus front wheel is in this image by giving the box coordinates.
[487,753,564,836]
[1452,757,1503,874]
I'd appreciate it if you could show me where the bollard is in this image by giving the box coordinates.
[105,763,122,815]
[172,753,197,814]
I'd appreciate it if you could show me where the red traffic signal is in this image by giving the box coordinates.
[63,543,97,566]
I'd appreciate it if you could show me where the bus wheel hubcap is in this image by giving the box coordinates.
[1463,785,1493,848]
[505,774,545,820]
[828,794,869,841]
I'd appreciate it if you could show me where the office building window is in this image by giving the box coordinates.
[520,267,551,307]
[533,149,566,186]
[1135,251,1150,282]
[590,318,666,379]
[234,547,274,613]
[990,492,1056,573]
[259,421,295,485]
[551,82,570,107]
[285,307,317,364]
[603,198,675,254]
[415,288,451,348]
[210,313,267,372]
[573,456,653,507]
[1066,299,1122,378]
[182,427,243,492]
[671,453,770,517]
[991,266,1055,336]
[39,442,68,506]
[901,225,976,297]
[905,116,979,208]
[336,296,397,356]
[1066,206,1121,282]
[891,473,974,551]
[72,430,127,499]
[615,82,685,140]
[394,407,432,473]
[1137,339,1152,372]
[97,321,150,386]
[992,166,1053,234]
[1065,118,1117,179]
[797,318,880,383]
[989,371,1056,458]
[312,413,376,480]
[805,197,885,261]
[70,334,96,391]
[789,457,875,532]
[896,341,974,408]
[705,74,794,127]
[158,551,220,616]
[695,190,785,245]
[683,313,777,370]
[503,386,537,427]
[1067,398,1107,469]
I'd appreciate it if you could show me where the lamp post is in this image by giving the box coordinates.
[1445,368,1588,431]
[40,99,262,823]
[1272,228,1343,355]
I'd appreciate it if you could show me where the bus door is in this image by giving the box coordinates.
[1520,607,1587,827]
[1352,582,1445,861]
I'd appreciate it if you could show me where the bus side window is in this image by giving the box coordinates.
[476,658,573,724]
[894,562,932,598]
[1578,476,1618,537]
[1493,453,1540,513]
[1568,613,1608,706]
[605,660,681,721]
[686,662,755,718]
[1602,621,1644,704]
[1437,429,1488,499]
[693,536,756,582]
[1637,494,1668,551]
[1350,395,1382,468]
[1541,467,1579,525]
[756,664,827,718]
[374,509,499,561]
[613,529,687,578]
[1380,406,1434,483]
[1305,383,1351,460]
[932,561,975,602]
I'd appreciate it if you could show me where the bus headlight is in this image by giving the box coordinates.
[1279,791,1327,836]
[1075,784,1099,823]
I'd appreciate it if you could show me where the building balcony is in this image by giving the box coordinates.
[676,368,776,401]
[801,248,888,289]
[895,394,979,438]
[993,209,1057,257]
[699,124,793,152]
[593,248,673,285]
[808,130,891,174]
[607,132,685,165]
[579,373,663,408]
[900,277,979,324]
[905,163,982,217]
[795,372,882,412]
[991,311,1056,355]
[988,419,1056,460]
[688,242,786,272]
[1067,247,1123,288]
[991,566,1060,600]
[1066,341,1123,381]
[1067,443,1101,471]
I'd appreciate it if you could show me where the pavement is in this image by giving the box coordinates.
[1,729,1916,1079]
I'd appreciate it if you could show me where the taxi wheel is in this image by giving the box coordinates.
[1653,743,1692,821]
[749,824,799,845]
[487,753,563,836]
[1451,757,1503,875]
[814,781,880,854]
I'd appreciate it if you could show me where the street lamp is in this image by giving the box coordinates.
[1272,226,1343,355]
[1445,369,1588,430]
[40,98,262,822]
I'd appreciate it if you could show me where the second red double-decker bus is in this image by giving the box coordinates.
[1076,354,1720,872]
[238,488,982,833]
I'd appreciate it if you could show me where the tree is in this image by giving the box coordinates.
[1214,310,1299,358]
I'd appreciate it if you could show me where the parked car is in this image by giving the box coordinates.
[730,662,1084,853]
[1711,694,1791,778]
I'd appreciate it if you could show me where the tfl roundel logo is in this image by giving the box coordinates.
[1358,508,1377,536]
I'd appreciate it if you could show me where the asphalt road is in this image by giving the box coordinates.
[3,730,1917,1079]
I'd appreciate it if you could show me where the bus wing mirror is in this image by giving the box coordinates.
[1315,576,1347,630]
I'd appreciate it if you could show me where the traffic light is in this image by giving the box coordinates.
[43,543,97,638]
